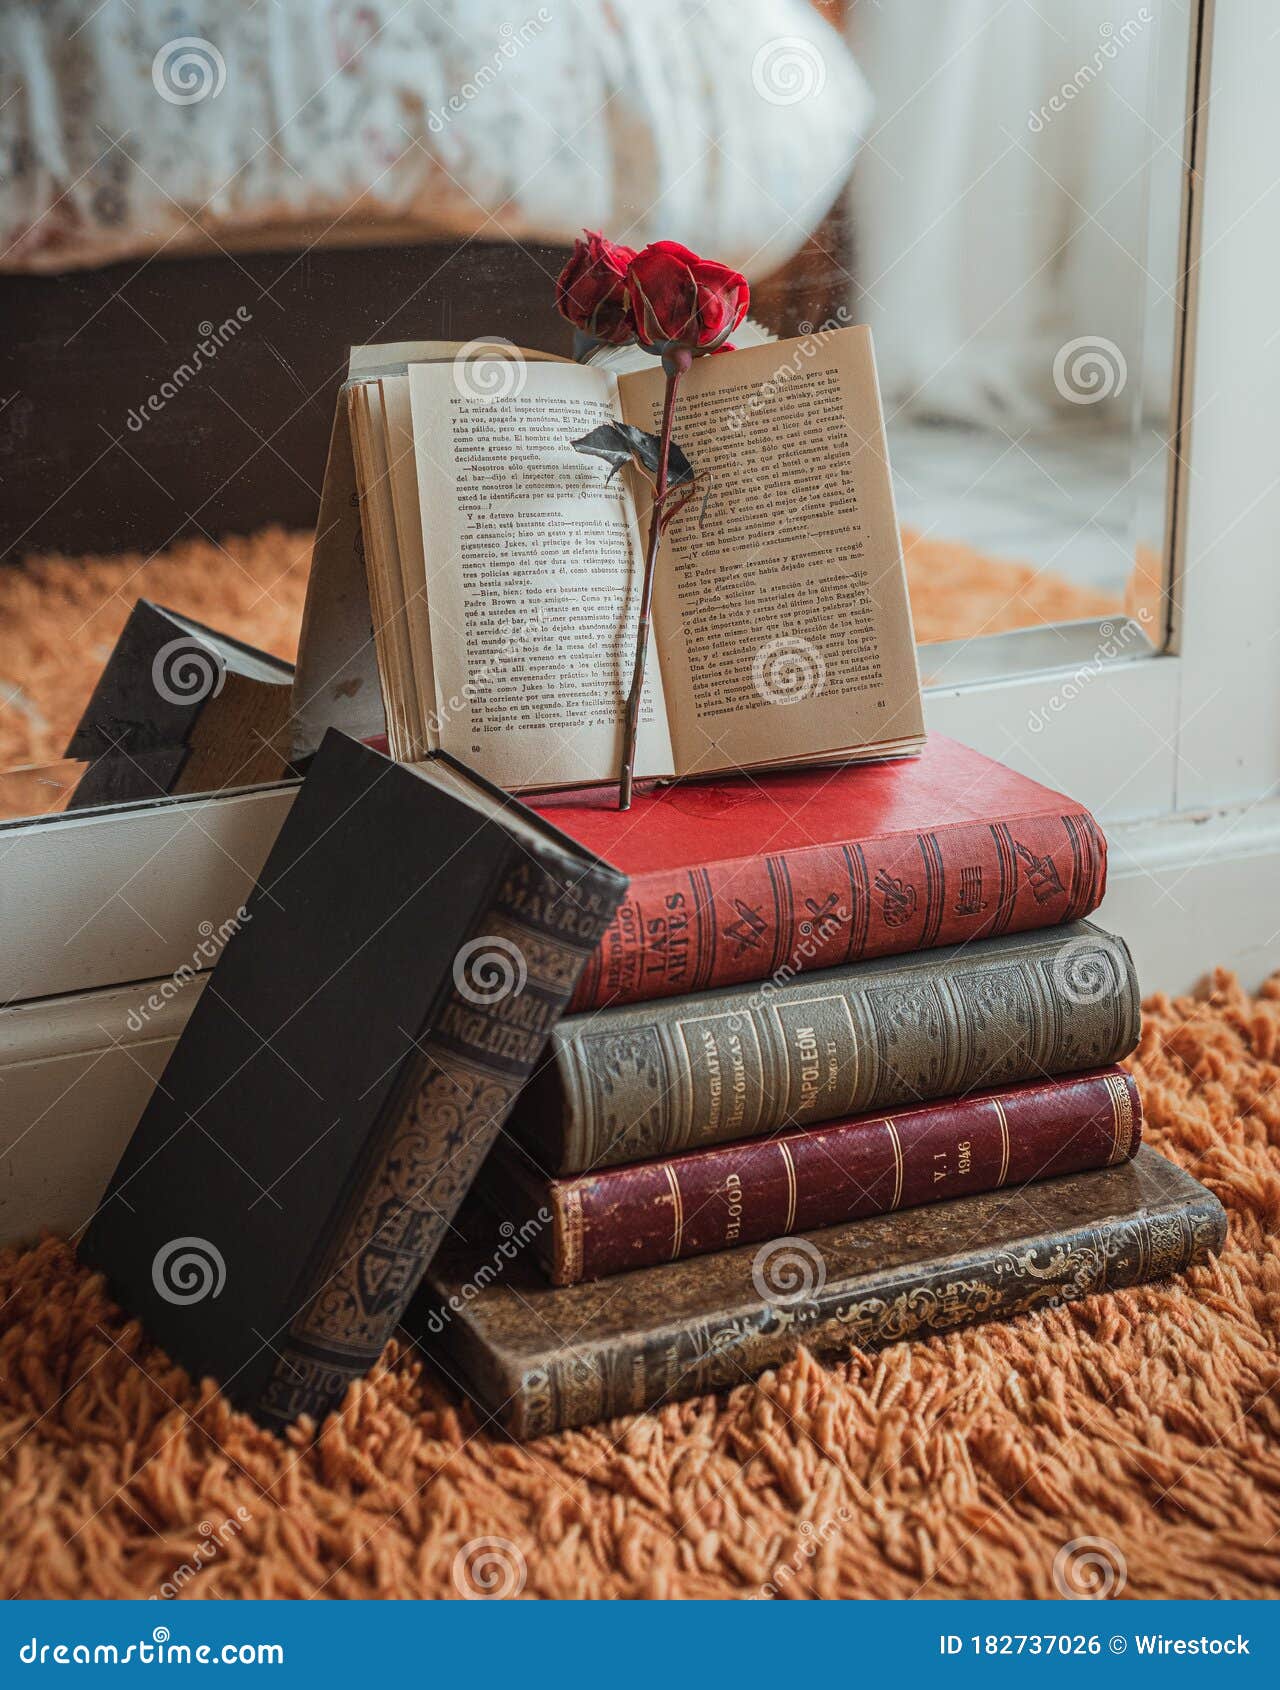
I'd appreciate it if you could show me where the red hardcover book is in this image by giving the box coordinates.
[491,1068,1140,1285]
[531,736,1106,1013]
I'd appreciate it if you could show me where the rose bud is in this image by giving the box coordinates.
[625,240,750,355]
[555,231,638,344]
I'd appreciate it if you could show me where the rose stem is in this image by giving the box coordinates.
[619,353,687,809]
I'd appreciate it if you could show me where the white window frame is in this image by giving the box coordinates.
[929,0,1278,839]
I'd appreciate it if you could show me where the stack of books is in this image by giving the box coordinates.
[416,738,1223,1437]
[71,325,1227,1442]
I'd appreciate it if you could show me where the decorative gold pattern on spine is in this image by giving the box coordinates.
[778,1141,798,1232]
[993,1098,1011,1187]
[664,1165,684,1259]
[560,1183,585,1284]
[570,926,1134,1171]
[258,853,621,1428]
[1104,1071,1136,1163]
[884,1119,904,1211]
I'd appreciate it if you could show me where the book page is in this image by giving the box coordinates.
[408,361,675,790]
[617,328,924,776]
[349,341,572,374]
[374,348,570,755]
[379,375,440,754]
[351,384,422,759]
[291,343,568,760]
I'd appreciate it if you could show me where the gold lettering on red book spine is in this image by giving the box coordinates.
[993,1098,1011,1187]
[884,1118,904,1211]
[664,1165,685,1259]
[777,1140,798,1232]
[1105,1071,1136,1163]
[560,1181,585,1284]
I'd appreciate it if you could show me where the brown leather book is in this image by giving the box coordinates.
[511,919,1141,1174]
[411,1148,1225,1438]
[488,1067,1141,1284]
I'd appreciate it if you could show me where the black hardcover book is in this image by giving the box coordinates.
[65,599,295,807]
[78,730,627,1429]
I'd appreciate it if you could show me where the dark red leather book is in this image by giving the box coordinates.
[490,1067,1140,1284]
[531,736,1106,1012]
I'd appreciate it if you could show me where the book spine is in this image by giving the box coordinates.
[255,851,624,1428]
[544,1069,1141,1283]
[568,805,1107,1011]
[544,923,1141,1173]
[507,1186,1226,1436]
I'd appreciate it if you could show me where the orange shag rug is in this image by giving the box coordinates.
[0,525,1122,771]
[1,973,1278,1600]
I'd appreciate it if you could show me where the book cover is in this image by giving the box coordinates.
[513,919,1141,1174]
[490,1067,1141,1284]
[414,1148,1226,1438]
[65,599,294,806]
[78,731,627,1430]
[531,735,1107,1011]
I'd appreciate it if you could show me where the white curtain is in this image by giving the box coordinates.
[848,0,1182,428]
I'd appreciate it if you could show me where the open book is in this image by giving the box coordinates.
[292,329,924,791]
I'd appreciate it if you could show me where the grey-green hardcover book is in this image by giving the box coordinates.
[511,919,1140,1174]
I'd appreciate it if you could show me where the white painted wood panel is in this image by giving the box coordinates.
[0,785,295,1005]
[0,975,206,1248]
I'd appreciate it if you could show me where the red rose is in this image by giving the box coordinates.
[625,241,750,354]
[555,231,637,344]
